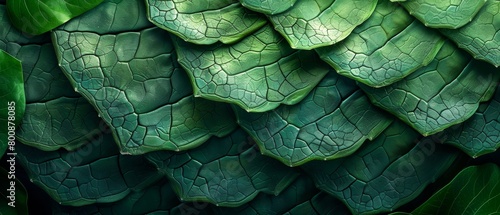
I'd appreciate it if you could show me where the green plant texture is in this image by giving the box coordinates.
[0,0,499,214]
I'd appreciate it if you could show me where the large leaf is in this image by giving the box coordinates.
[240,0,297,15]
[394,0,486,29]
[440,0,500,67]
[234,72,392,166]
[266,0,378,50]
[317,1,445,87]
[6,0,104,35]
[361,41,500,136]
[52,0,237,154]
[173,24,330,112]
[439,85,500,158]
[146,129,299,207]
[303,120,459,214]
[0,167,28,215]
[409,164,500,214]
[146,0,266,44]
[0,50,24,157]
[16,134,162,206]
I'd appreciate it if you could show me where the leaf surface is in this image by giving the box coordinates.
[146,0,266,44]
[174,25,330,112]
[234,72,392,166]
[146,129,299,207]
[361,41,500,136]
[240,0,296,15]
[317,1,445,87]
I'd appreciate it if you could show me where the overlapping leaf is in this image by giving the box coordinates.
[52,0,237,154]
[16,134,162,206]
[409,164,500,214]
[146,129,299,207]
[317,0,445,87]
[174,24,330,112]
[393,0,486,29]
[439,85,500,157]
[6,0,104,35]
[146,0,267,44]
[240,0,296,15]
[234,72,392,166]
[303,121,459,214]
[440,0,500,67]
[264,0,378,50]
[361,41,500,136]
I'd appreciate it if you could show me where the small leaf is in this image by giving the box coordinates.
[16,134,162,206]
[361,41,500,136]
[394,0,487,28]
[303,120,459,214]
[6,0,104,35]
[234,72,393,166]
[146,129,300,207]
[0,50,24,157]
[409,164,500,214]
[146,0,267,44]
[173,25,330,112]
[440,0,500,67]
[317,1,445,87]
[240,0,296,15]
[268,0,378,50]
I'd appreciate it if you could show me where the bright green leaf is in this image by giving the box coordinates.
[268,0,378,50]
[52,1,237,154]
[303,120,459,214]
[173,25,330,112]
[16,134,162,206]
[394,0,487,28]
[234,72,393,166]
[317,1,445,87]
[409,164,500,214]
[146,129,300,207]
[6,0,104,35]
[0,50,24,158]
[361,41,500,136]
[240,0,296,15]
[146,0,267,44]
[440,0,500,67]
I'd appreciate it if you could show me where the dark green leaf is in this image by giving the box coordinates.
[146,129,300,207]
[173,25,330,112]
[146,0,267,44]
[283,192,350,215]
[268,0,378,50]
[361,41,500,136]
[409,164,500,214]
[394,0,487,28]
[440,0,500,67]
[6,0,104,35]
[234,72,392,166]
[317,0,445,87]
[303,120,459,214]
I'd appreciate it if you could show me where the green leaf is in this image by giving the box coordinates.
[317,1,445,87]
[52,1,237,154]
[0,167,28,215]
[234,72,393,166]
[267,0,378,50]
[409,164,500,214]
[146,0,267,44]
[303,120,459,214]
[6,0,104,35]
[283,192,350,215]
[394,0,487,29]
[0,50,24,158]
[240,0,296,15]
[440,0,500,67]
[440,85,500,158]
[173,25,330,112]
[146,129,300,207]
[361,41,500,136]
[16,134,162,206]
